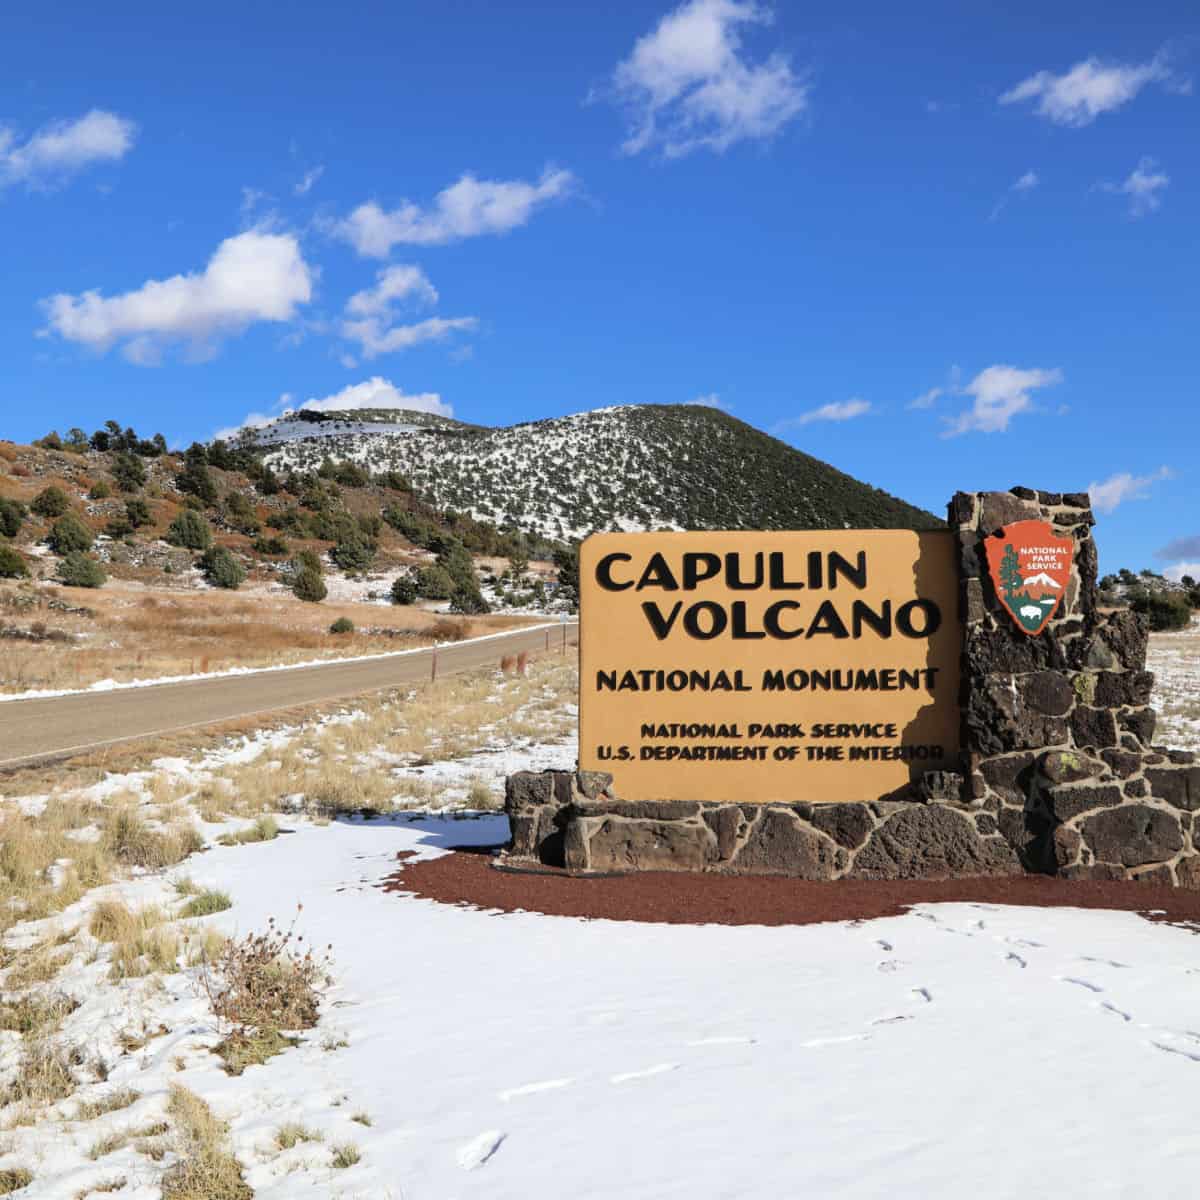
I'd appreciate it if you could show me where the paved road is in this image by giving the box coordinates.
[0,622,578,771]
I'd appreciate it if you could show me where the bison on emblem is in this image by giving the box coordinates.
[983,519,1074,636]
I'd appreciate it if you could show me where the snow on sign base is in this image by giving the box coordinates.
[579,530,961,804]
[984,520,1074,637]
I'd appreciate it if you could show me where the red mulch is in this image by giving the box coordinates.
[380,847,1200,929]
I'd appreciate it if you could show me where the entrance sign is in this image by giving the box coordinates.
[984,520,1073,637]
[579,531,961,805]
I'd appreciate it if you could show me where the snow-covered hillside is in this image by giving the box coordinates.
[237,404,941,543]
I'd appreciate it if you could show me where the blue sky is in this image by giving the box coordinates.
[2,0,1197,574]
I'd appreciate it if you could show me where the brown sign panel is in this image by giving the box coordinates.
[579,531,961,805]
[983,520,1074,637]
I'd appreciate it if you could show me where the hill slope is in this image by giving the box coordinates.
[245,404,942,540]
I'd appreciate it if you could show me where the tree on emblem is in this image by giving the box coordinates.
[998,544,1022,600]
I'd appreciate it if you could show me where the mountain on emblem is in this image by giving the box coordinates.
[984,519,1074,636]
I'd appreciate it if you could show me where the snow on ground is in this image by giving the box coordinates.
[1,638,1197,1196]
[1147,619,1200,746]
[76,818,1200,1196]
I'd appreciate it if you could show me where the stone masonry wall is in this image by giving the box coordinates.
[501,488,1199,882]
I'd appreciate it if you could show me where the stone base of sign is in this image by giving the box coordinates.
[500,486,1200,885]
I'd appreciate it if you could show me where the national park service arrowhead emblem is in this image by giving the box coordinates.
[984,520,1074,637]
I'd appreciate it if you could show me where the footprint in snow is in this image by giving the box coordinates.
[802,1034,872,1048]
[877,959,906,974]
[875,938,893,952]
[610,1063,679,1084]
[1098,1001,1131,1022]
[686,1036,756,1047]
[1002,937,1045,949]
[1058,977,1104,993]
[1079,956,1130,968]
[457,1130,505,1171]
[498,1078,573,1102]
[1005,952,1027,968]
[1150,1037,1200,1063]
[870,1015,913,1026]
[911,987,933,1004]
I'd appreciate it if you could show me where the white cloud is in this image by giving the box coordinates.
[294,165,324,196]
[776,399,872,430]
[942,365,1063,436]
[908,386,943,410]
[607,0,808,158]
[341,315,478,359]
[41,231,314,364]
[1163,562,1200,584]
[684,392,730,409]
[999,54,1184,126]
[215,377,453,441]
[339,263,474,359]
[0,109,136,189]
[1100,156,1169,217]
[345,265,438,316]
[988,169,1039,221]
[335,167,574,257]
[1088,466,1173,514]
[298,376,452,417]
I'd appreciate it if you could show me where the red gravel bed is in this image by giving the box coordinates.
[381,848,1200,929]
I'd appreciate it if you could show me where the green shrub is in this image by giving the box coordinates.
[166,509,212,551]
[125,497,152,528]
[111,452,146,493]
[1128,589,1193,632]
[200,546,246,590]
[293,549,323,575]
[413,564,455,600]
[0,498,25,538]
[450,585,490,615]
[293,568,327,603]
[49,512,94,554]
[31,486,69,518]
[252,534,288,556]
[58,552,106,588]
[88,480,112,500]
[0,546,28,578]
[177,457,218,505]
[105,514,134,538]
[331,529,375,572]
[329,617,354,635]
[390,574,418,605]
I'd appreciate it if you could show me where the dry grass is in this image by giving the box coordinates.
[159,1084,252,1200]
[0,1168,32,1194]
[88,1120,169,1159]
[88,901,181,980]
[179,890,232,919]
[1,1040,80,1109]
[275,1122,322,1149]
[74,1087,140,1121]
[149,655,578,823]
[0,575,540,694]
[330,1142,361,1169]
[100,807,203,871]
[0,991,79,1036]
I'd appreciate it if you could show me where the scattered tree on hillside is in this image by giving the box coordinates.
[166,509,213,551]
[0,498,26,538]
[31,486,70,518]
[112,452,147,493]
[0,546,29,578]
[57,551,106,588]
[200,546,246,590]
[48,512,94,555]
